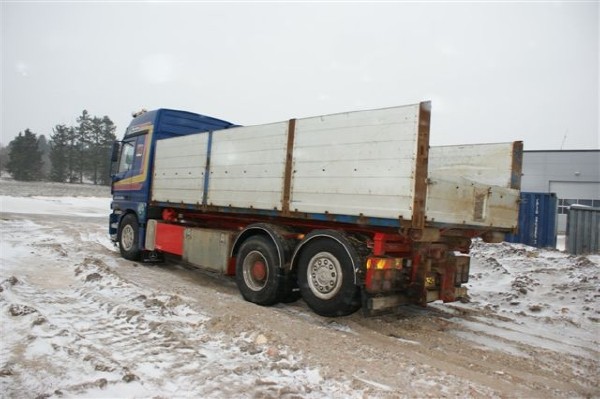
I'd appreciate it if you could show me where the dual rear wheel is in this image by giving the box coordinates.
[235,236,283,306]
[297,239,361,317]
[235,235,361,317]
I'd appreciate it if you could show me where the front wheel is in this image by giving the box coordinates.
[119,213,141,261]
[297,238,361,317]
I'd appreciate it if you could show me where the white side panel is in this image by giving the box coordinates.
[429,143,516,188]
[426,177,520,229]
[207,122,288,210]
[152,134,208,205]
[290,104,420,219]
[427,142,520,229]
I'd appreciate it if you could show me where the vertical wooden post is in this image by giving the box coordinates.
[411,101,431,230]
[282,119,296,215]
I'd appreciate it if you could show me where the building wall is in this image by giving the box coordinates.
[521,150,600,233]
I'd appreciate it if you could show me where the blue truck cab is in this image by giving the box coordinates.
[109,109,235,254]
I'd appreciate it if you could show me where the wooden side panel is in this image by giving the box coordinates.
[152,134,208,205]
[207,122,288,210]
[290,104,422,220]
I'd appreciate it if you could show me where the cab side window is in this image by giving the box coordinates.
[117,134,147,175]
[118,139,135,174]
[132,135,147,173]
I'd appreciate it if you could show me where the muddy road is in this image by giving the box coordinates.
[0,183,598,398]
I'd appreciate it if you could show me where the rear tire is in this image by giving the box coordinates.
[280,272,301,303]
[119,213,141,261]
[235,236,283,306]
[297,238,361,317]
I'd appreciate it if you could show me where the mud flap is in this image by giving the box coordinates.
[109,212,119,242]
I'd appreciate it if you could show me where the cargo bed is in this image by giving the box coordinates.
[151,102,521,233]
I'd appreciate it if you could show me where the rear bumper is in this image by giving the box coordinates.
[362,286,468,316]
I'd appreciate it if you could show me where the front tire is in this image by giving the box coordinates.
[119,214,141,261]
[235,236,283,306]
[297,238,361,317]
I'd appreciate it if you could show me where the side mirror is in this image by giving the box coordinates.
[111,141,120,163]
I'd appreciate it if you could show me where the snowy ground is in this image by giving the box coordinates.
[0,179,598,398]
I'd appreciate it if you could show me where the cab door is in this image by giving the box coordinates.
[112,132,149,199]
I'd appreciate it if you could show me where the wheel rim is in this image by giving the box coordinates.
[242,250,269,291]
[121,224,135,251]
[307,251,343,300]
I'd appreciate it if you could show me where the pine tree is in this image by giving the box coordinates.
[87,117,103,185]
[37,134,51,179]
[49,124,71,182]
[98,116,117,185]
[0,144,9,177]
[6,129,43,181]
[10,111,119,185]
[66,125,77,182]
[84,115,117,185]
[76,110,92,183]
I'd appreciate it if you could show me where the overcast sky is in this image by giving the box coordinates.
[1,1,598,150]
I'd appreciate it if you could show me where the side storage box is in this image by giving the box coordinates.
[183,228,237,274]
[506,192,558,248]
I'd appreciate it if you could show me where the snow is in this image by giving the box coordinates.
[0,180,598,397]
[0,191,363,398]
[464,241,598,340]
[0,195,110,217]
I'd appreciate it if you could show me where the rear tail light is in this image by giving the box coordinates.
[365,257,410,293]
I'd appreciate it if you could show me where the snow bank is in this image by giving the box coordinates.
[0,196,110,217]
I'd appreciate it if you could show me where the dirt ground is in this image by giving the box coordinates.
[0,180,598,398]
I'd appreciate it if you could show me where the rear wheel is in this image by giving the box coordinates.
[119,213,141,261]
[297,238,361,317]
[280,272,301,303]
[235,236,283,306]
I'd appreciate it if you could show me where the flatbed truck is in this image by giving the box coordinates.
[109,102,522,316]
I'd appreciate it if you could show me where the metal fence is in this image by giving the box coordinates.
[566,205,600,255]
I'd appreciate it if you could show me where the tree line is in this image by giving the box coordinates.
[0,111,117,185]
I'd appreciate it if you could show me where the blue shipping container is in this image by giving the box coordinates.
[506,192,558,248]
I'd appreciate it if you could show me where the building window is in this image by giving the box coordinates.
[558,198,599,214]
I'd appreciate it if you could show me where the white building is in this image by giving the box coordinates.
[521,150,600,233]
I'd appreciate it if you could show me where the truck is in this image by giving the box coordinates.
[109,101,522,317]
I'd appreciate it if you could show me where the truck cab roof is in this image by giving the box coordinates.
[124,108,237,139]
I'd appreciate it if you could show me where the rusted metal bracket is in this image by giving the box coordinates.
[511,141,524,190]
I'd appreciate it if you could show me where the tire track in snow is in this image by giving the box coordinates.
[0,217,364,398]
